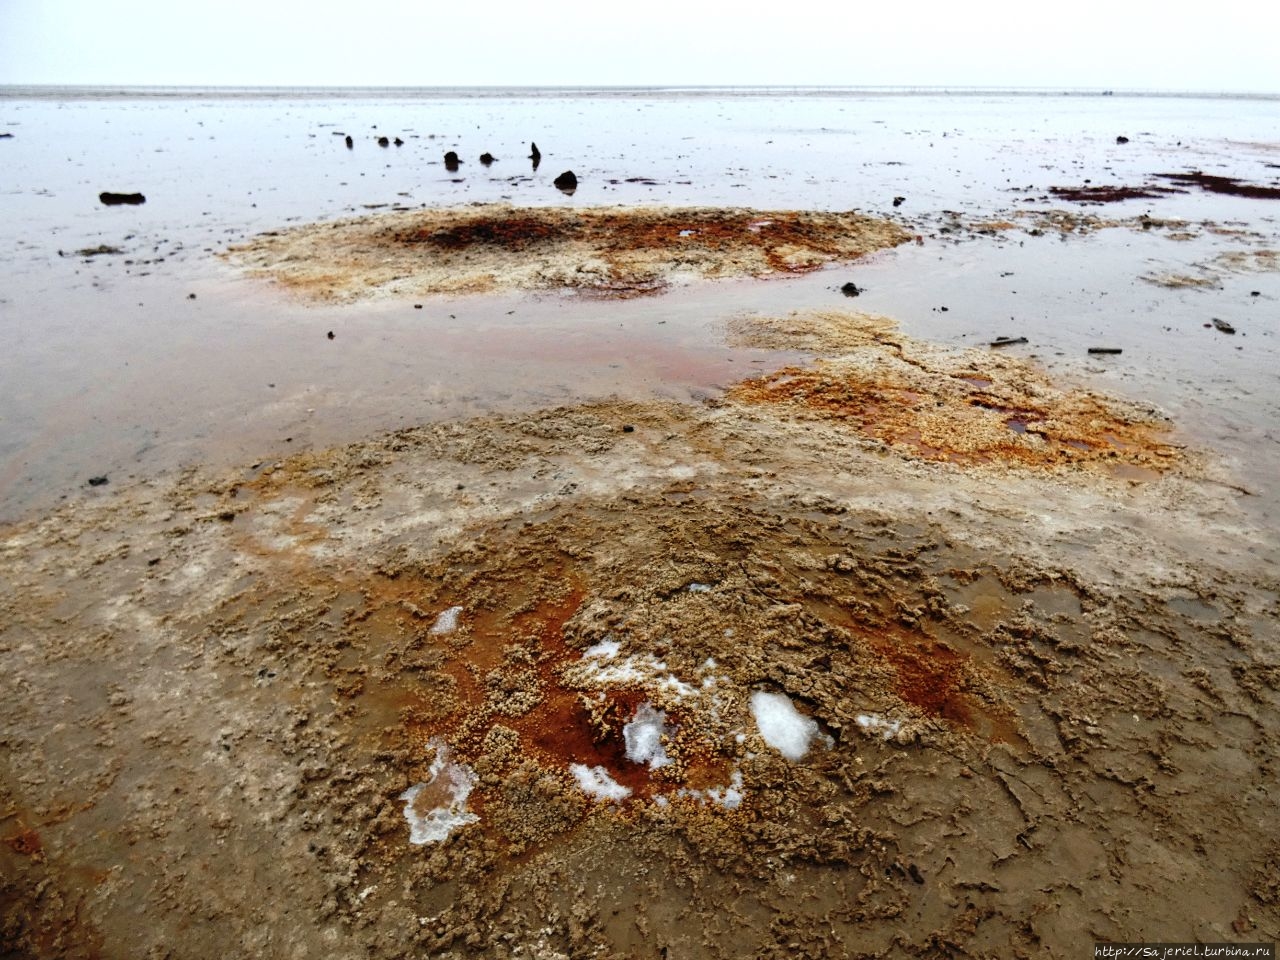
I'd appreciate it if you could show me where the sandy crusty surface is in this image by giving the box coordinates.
[224,204,915,301]
[2,306,1277,958]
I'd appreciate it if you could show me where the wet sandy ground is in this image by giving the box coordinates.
[3,92,1280,958]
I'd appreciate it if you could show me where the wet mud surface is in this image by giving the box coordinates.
[3,308,1278,958]
[225,205,913,301]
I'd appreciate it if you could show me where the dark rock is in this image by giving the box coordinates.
[99,192,146,206]
[87,476,109,487]
[554,170,578,193]
[0,133,13,139]
[73,244,123,258]
[1250,290,1261,297]
[187,293,196,300]
[1087,347,1123,355]
[1212,318,1236,334]
[892,196,906,207]
[345,135,353,149]
[1116,135,1130,144]
[444,151,461,172]
[530,142,541,171]
[990,336,1028,347]
[622,424,635,433]
[394,137,403,146]
[840,282,861,297]
[327,330,336,340]
[377,136,389,147]
[479,152,495,166]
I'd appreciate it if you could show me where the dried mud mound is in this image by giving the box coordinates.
[2,318,1277,958]
[225,205,913,301]
[727,311,1181,477]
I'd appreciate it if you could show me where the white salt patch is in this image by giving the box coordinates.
[570,764,631,802]
[751,691,823,761]
[855,713,903,740]
[573,653,696,701]
[398,741,479,844]
[583,638,621,660]
[703,657,717,670]
[679,769,745,810]
[687,582,712,593]
[623,702,671,769]
[429,605,463,636]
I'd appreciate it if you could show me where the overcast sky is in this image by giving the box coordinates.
[1,0,1277,93]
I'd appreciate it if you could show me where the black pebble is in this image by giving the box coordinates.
[187,293,196,300]
[88,476,109,487]
[622,424,635,433]
[326,330,335,340]
[840,282,861,297]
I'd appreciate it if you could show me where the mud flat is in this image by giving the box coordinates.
[225,205,914,301]
[2,278,1277,958]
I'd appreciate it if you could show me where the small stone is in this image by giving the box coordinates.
[554,170,578,192]
[327,330,335,340]
[88,476,109,487]
[840,282,861,297]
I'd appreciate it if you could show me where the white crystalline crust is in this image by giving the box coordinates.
[429,605,463,636]
[622,702,671,769]
[855,713,903,740]
[570,763,632,802]
[398,740,479,844]
[750,690,822,761]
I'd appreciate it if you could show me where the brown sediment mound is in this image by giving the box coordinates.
[225,204,913,301]
[727,311,1180,477]
[1158,171,1280,200]
[1,384,1274,958]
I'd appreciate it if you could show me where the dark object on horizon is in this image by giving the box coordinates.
[530,142,541,170]
[554,170,578,193]
[990,336,1028,347]
[394,137,403,146]
[345,135,353,149]
[327,330,336,340]
[840,282,861,297]
[1116,135,1130,144]
[1211,318,1236,334]
[99,192,146,206]
[87,476,109,487]
[444,151,461,172]
[480,152,495,165]
[892,196,906,207]
[1087,347,1123,355]
[377,136,389,147]
[0,132,13,139]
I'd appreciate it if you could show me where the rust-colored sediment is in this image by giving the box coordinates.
[727,311,1181,476]
[225,204,913,301]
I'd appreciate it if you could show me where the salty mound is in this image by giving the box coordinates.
[225,204,913,301]
[1,388,1275,958]
[728,310,1181,477]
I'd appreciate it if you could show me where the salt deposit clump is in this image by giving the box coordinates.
[399,740,479,844]
[429,605,463,636]
[622,702,671,769]
[750,690,826,761]
[570,764,632,802]
[855,713,903,740]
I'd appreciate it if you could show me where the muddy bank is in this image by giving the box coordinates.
[225,205,914,301]
[2,310,1276,958]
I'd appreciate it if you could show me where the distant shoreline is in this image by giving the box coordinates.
[2,83,1278,102]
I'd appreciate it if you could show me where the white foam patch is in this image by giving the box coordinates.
[583,638,621,660]
[429,605,463,636]
[623,702,671,769]
[855,713,903,740]
[570,764,631,802]
[398,741,479,844]
[751,691,824,761]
